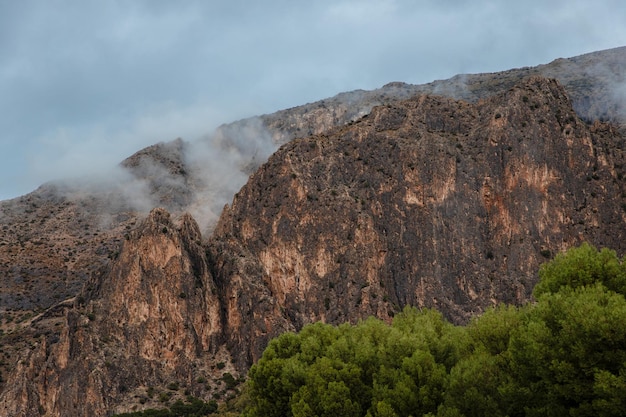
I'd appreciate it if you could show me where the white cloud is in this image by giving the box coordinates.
[23,100,236,189]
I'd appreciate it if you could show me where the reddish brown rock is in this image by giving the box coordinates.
[0,209,233,416]
[209,77,626,366]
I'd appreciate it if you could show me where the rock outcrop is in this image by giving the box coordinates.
[0,209,232,416]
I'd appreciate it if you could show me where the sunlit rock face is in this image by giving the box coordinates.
[0,209,229,416]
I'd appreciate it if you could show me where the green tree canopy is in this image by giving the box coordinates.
[504,284,626,416]
[244,243,626,417]
[534,242,626,298]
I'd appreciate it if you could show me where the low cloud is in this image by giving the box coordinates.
[184,117,279,231]
[19,100,238,195]
[42,114,280,235]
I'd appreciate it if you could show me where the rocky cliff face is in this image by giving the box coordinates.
[2,46,623,324]
[0,209,236,416]
[209,77,626,344]
[1,47,626,416]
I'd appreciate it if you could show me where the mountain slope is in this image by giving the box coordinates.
[254,45,626,144]
[1,46,626,415]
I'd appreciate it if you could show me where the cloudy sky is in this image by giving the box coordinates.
[1,0,624,201]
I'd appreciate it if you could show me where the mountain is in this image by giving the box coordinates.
[208,76,626,366]
[1,46,625,415]
[2,46,624,317]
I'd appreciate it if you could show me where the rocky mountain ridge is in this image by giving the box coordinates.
[253,45,626,143]
[1,46,625,415]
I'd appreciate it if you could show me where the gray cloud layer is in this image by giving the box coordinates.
[1,0,625,200]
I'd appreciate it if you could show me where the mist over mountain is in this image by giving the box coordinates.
[0,46,625,416]
[26,46,625,234]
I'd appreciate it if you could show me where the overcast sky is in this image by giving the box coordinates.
[1,0,625,201]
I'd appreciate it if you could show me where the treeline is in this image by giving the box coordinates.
[243,243,626,417]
